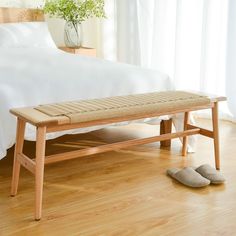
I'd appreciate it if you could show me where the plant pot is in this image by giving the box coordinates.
[64,21,82,48]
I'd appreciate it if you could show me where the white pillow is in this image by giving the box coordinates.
[0,22,57,48]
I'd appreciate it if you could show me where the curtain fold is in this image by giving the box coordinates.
[226,0,236,119]
[99,0,234,120]
[116,0,141,64]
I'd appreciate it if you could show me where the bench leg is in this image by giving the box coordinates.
[212,102,220,170]
[11,118,26,197]
[160,119,172,148]
[182,112,190,156]
[35,126,46,221]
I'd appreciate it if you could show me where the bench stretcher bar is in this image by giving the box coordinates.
[16,124,213,172]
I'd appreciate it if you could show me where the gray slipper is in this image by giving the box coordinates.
[195,164,225,184]
[167,167,210,188]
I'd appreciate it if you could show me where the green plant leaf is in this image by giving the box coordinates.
[44,0,106,24]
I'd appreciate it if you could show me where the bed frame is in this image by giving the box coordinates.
[0,7,44,23]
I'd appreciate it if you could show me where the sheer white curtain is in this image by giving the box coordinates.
[226,0,236,119]
[98,0,236,120]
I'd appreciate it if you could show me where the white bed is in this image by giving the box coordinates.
[0,12,196,160]
[0,46,175,160]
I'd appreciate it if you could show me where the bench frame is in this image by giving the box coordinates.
[10,99,223,220]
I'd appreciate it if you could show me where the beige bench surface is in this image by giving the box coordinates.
[10,91,225,127]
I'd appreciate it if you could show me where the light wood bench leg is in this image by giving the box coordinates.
[35,126,46,221]
[212,102,220,170]
[182,112,190,156]
[11,118,26,197]
[160,119,172,148]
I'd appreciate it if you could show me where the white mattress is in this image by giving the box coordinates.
[0,48,173,160]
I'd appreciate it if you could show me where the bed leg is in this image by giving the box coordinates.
[11,118,26,197]
[160,119,172,148]
[35,126,46,221]
[182,112,190,156]
[212,102,220,170]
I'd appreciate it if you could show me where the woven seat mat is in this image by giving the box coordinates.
[35,91,211,124]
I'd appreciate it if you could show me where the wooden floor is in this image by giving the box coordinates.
[1,119,236,236]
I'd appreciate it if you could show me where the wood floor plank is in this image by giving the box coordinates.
[0,119,236,235]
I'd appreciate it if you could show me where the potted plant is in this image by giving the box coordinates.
[44,0,106,48]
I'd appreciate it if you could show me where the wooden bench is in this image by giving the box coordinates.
[10,91,226,220]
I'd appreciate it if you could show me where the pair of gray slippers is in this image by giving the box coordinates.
[167,164,225,188]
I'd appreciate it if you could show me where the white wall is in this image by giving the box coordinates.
[0,0,44,9]
[0,0,98,48]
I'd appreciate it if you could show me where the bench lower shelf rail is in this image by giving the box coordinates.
[16,127,201,173]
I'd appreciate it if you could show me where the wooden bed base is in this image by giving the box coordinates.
[10,95,225,221]
[0,7,44,24]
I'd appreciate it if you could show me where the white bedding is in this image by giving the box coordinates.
[0,48,174,160]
